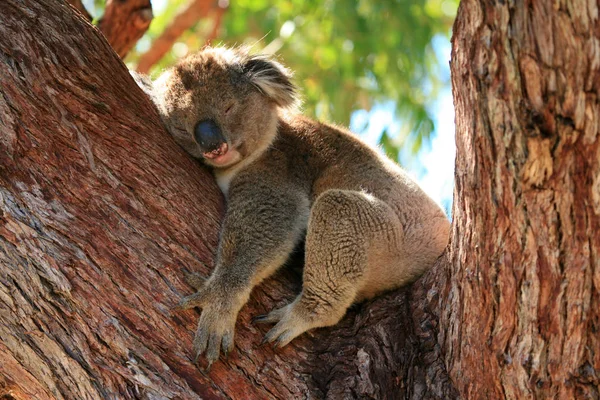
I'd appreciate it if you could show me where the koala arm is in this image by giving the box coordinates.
[213,179,308,296]
[178,176,308,366]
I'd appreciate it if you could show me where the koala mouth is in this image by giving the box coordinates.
[203,142,228,159]
[202,142,240,167]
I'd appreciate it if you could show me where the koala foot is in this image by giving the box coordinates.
[257,301,318,348]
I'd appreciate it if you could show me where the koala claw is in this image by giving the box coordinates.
[192,326,209,356]
[252,312,283,324]
[263,321,302,348]
[204,332,221,367]
[184,272,207,290]
[252,314,269,324]
[260,304,310,348]
[177,290,209,311]
[189,305,236,369]
[221,332,234,356]
[253,304,290,324]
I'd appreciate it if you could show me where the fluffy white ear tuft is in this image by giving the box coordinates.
[242,55,299,111]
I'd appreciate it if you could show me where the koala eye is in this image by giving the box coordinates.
[224,103,236,115]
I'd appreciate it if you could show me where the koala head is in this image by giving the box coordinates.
[148,47,298,168]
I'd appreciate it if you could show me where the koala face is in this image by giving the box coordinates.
[152,47,298,168]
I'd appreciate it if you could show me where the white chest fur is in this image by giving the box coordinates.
[213,146,268,196]
[215,169,237,196]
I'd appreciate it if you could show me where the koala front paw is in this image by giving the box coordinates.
[191,304,236,368]
[177,285,237,369]
[183,271,207,290]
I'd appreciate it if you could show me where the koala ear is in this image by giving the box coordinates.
[242,55,299,110]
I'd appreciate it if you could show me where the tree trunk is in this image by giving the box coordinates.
[1,0,598,399]
[436,0,600,398]
[0,1,443,398]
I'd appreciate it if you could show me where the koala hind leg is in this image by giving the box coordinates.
[261,189,403,347]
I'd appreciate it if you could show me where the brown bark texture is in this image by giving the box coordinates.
[440,0,600,398]
[0,1,443,399]
[135,0,224,74]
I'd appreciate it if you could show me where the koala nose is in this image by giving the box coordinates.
[194,119,225,151]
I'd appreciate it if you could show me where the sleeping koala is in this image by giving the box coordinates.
[132,47,450,368]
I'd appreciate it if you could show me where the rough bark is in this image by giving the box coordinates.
[135,0,225,74]
[0,1,437,398]
[439,0,600,398]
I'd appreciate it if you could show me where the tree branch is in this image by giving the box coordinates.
[66,0,92,21]
[66,0,153,58]
[99,0,154,58]
[136,0,226,74]
[204,2,226,46]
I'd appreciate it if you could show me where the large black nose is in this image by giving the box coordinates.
[194,119,225,151]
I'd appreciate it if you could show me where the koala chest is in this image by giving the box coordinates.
[214,169,237,196]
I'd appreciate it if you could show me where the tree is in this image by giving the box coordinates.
[0,1,443,398]
[439,0,600,397]
[0,1,597,400]
[134,0,226,74]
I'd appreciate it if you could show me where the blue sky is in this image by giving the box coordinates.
[351,38,455,216]
[416,88,455,216]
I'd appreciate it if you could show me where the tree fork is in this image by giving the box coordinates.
[3,0,597,399]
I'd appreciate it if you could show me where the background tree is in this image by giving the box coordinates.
[442,0,600,396]
[1,0,598,399]
[68,0,153,57]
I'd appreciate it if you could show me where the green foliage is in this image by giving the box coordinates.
[379,129,401,162]
[81,0,105,20]
[125,0,457,153]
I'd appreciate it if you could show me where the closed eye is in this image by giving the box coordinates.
[224,103,235,115]
[172,126,189,136]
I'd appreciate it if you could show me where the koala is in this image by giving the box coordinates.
[132,47,450,368]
